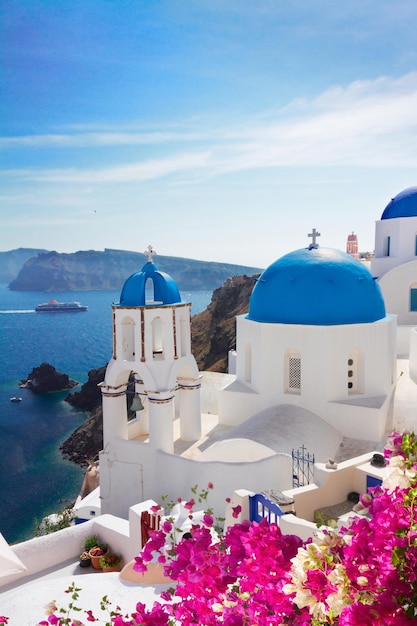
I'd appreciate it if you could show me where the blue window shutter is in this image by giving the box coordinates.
[410,288,417,311]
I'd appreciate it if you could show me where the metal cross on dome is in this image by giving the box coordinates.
[308,228,321,249]
[144,245,157,262]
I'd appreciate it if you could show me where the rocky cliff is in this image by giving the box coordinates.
[65,366,106,411]
[8,248,262,292]
[60,406,104,465]
[191,274,257,372]
[0,248,47,283]
[61,367,105,465]
[61,273,257,464]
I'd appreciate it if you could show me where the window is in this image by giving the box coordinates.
[415,235,417,256]
[347,363,354,390]
[410,285,417,312]
[286,351,301,394]
[386,235,391,257]
[347,350,361,394]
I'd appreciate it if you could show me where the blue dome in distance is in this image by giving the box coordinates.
[119,247,181,307]
[248,247,386,326]
[381,186,417,220]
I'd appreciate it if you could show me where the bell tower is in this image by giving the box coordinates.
[346,232,359,258]
[99,246,201,515]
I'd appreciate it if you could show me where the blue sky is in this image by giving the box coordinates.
[2,1,417,268]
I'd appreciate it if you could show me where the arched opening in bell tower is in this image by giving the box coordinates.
[152,316,164,359]
[145,277,160,304]
[179,312,188,357]
[121,316,135,361]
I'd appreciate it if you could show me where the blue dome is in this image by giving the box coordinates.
[119,261,181,307]
[381,186,417,219]
[248,247,386,325]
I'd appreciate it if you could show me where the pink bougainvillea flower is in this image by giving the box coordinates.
[203,513,214,527]
[133,555,148,572]
[36,432,417,625]
[162,520,172,533]
[85,608,96,621]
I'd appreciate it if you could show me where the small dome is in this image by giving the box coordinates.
[248,247,385,325]
[119,261,181,307]
[381,186,417,219]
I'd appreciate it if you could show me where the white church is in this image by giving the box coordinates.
[6,187,417,615]
[75,187,417,521]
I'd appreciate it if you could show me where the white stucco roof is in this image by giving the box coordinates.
[201,404,343,463]
[2,563,169,626]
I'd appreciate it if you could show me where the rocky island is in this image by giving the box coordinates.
[21,363,78,394]
[7,248,262,292]
[0,247,47,283]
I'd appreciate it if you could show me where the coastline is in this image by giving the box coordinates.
[0,286,212,544]
[0,379,86,544]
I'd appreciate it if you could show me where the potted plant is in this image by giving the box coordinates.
[78,534,100,568]
[99,552,122,573]
[89,543,108,570]
[79,550,91,568]
[84,534,100,553]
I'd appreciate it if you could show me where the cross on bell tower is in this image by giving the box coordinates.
[144,244,157,262]
[308,228,321,249]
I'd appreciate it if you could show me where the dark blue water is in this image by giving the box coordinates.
[0,285,212,544]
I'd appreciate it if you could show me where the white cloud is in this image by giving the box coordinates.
[9,151,212,184]
[2,72,417,183]
[0,130,207,148]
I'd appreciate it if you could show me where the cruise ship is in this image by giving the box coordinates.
[35,300,88,312]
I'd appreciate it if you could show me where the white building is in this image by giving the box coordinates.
[371,186,417,357]
[219,243,396,443]
[97,237,397,522]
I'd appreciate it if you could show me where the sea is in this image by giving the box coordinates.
[0,284,212,544]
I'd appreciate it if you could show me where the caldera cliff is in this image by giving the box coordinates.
[8,248,262,292]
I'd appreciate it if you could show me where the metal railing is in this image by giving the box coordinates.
[249,493,285,524]
[292,444,315,488]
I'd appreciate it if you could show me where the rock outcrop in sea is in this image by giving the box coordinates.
[21,362,78,393]
[65,366,105,412]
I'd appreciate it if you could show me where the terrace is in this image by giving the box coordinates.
[0,448,387,624]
